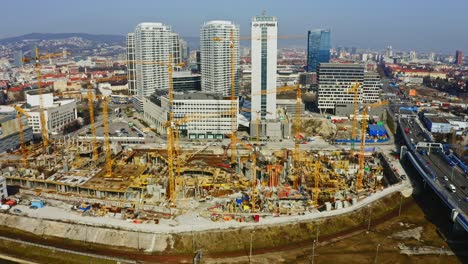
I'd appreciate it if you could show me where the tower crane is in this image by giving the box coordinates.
[356,100,389,191]
[252,85,302,151]
[346,83,362,151]
[252,84,303,187]
[102,96,112,178]
[213,34,305,165]
[314,158,321,207]
[86,81,99,162]
[13,106,31,167]
[22,48,70,150]
[120,57,183,202]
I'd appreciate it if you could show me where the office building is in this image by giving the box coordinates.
[385,46,393,58]
[13,50,23,68]
[318,64,382,114]
[362,72,382,104]
[318,63,364,114]
[126,33,137,95]
[127,23,181,97]
[455,50,463,65]
[306,29,331,72]
[173,72,201,92]
[251,13,278,121]
[409,51,417,61]
[0,106,33,153]
[24,90,77,135]
[200,20,239,96]
[143,91,237,139]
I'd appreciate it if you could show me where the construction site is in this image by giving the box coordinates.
[0,47,399,229]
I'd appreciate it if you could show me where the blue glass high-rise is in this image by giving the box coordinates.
[307,29,331,72]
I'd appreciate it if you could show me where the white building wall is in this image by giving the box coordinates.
[200,21,239,96]
[134,23,172,97]
[318,63,364,114]
[27,99,77,134]
[251,14,277,121]
[143,94,237,138]
[362,72,382,104]
[26,92,54,108]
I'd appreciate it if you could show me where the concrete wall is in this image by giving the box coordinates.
[0,213,174,252]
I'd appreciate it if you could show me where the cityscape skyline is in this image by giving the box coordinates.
[1,0,467,53]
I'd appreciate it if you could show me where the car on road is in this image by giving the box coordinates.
[443,176,449,181]
[29,205,38,209]
[447,184,456,193]
[400,175,406,180]
[464,197,468,203]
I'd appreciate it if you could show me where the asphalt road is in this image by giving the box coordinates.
[400,116,468,216]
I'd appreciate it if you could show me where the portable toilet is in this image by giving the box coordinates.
[31,199,45,208]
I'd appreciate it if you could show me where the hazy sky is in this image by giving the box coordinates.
[2,0,467,53]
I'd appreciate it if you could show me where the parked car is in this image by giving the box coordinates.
[29,205,38,210]
[12,208,22,214]
[443,176,449,181]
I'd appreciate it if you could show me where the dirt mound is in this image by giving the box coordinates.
[301,118,337,139]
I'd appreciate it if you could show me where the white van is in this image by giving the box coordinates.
[448,184,456,193]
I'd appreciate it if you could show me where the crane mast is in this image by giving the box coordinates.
[230,29,237,165]
[102,97,112,177]
[87,81,98,162]
[34,48,49,150]
[356,100,389,191]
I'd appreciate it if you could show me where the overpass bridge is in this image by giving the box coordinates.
[398,117,468,233]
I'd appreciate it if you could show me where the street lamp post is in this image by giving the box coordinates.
[374,243,381,264]
[311,239,316,264]
[367,205,372,232]
[249,231,255,263]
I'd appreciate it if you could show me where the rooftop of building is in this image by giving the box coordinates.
[427,116,450,124]
[151,90,227,101]
[252,14,277,22]
[319,63,364,69]
[204,20,235,26]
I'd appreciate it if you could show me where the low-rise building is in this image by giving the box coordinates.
[423,115,451,134]
[24,90,78,135]
[143,91,237,139]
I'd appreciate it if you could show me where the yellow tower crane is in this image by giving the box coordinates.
[314,158,321,207]
[346,83,362,151]
[252,84,302,186]
[13,106,31,167]
[102,96,113,177]
[356,100,389,191]
[122,57,184,203]
[213,34,305,165]
[22,48,70,150]
[86,81,98,162]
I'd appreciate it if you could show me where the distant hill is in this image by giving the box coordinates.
[0,33,125,44]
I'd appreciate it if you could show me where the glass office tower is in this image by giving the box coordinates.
[307,29,331,72]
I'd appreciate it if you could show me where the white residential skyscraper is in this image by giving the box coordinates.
[200,21,239,96]
[126,33,136,95]
[250,13,278,121]
[126,23,183,97]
